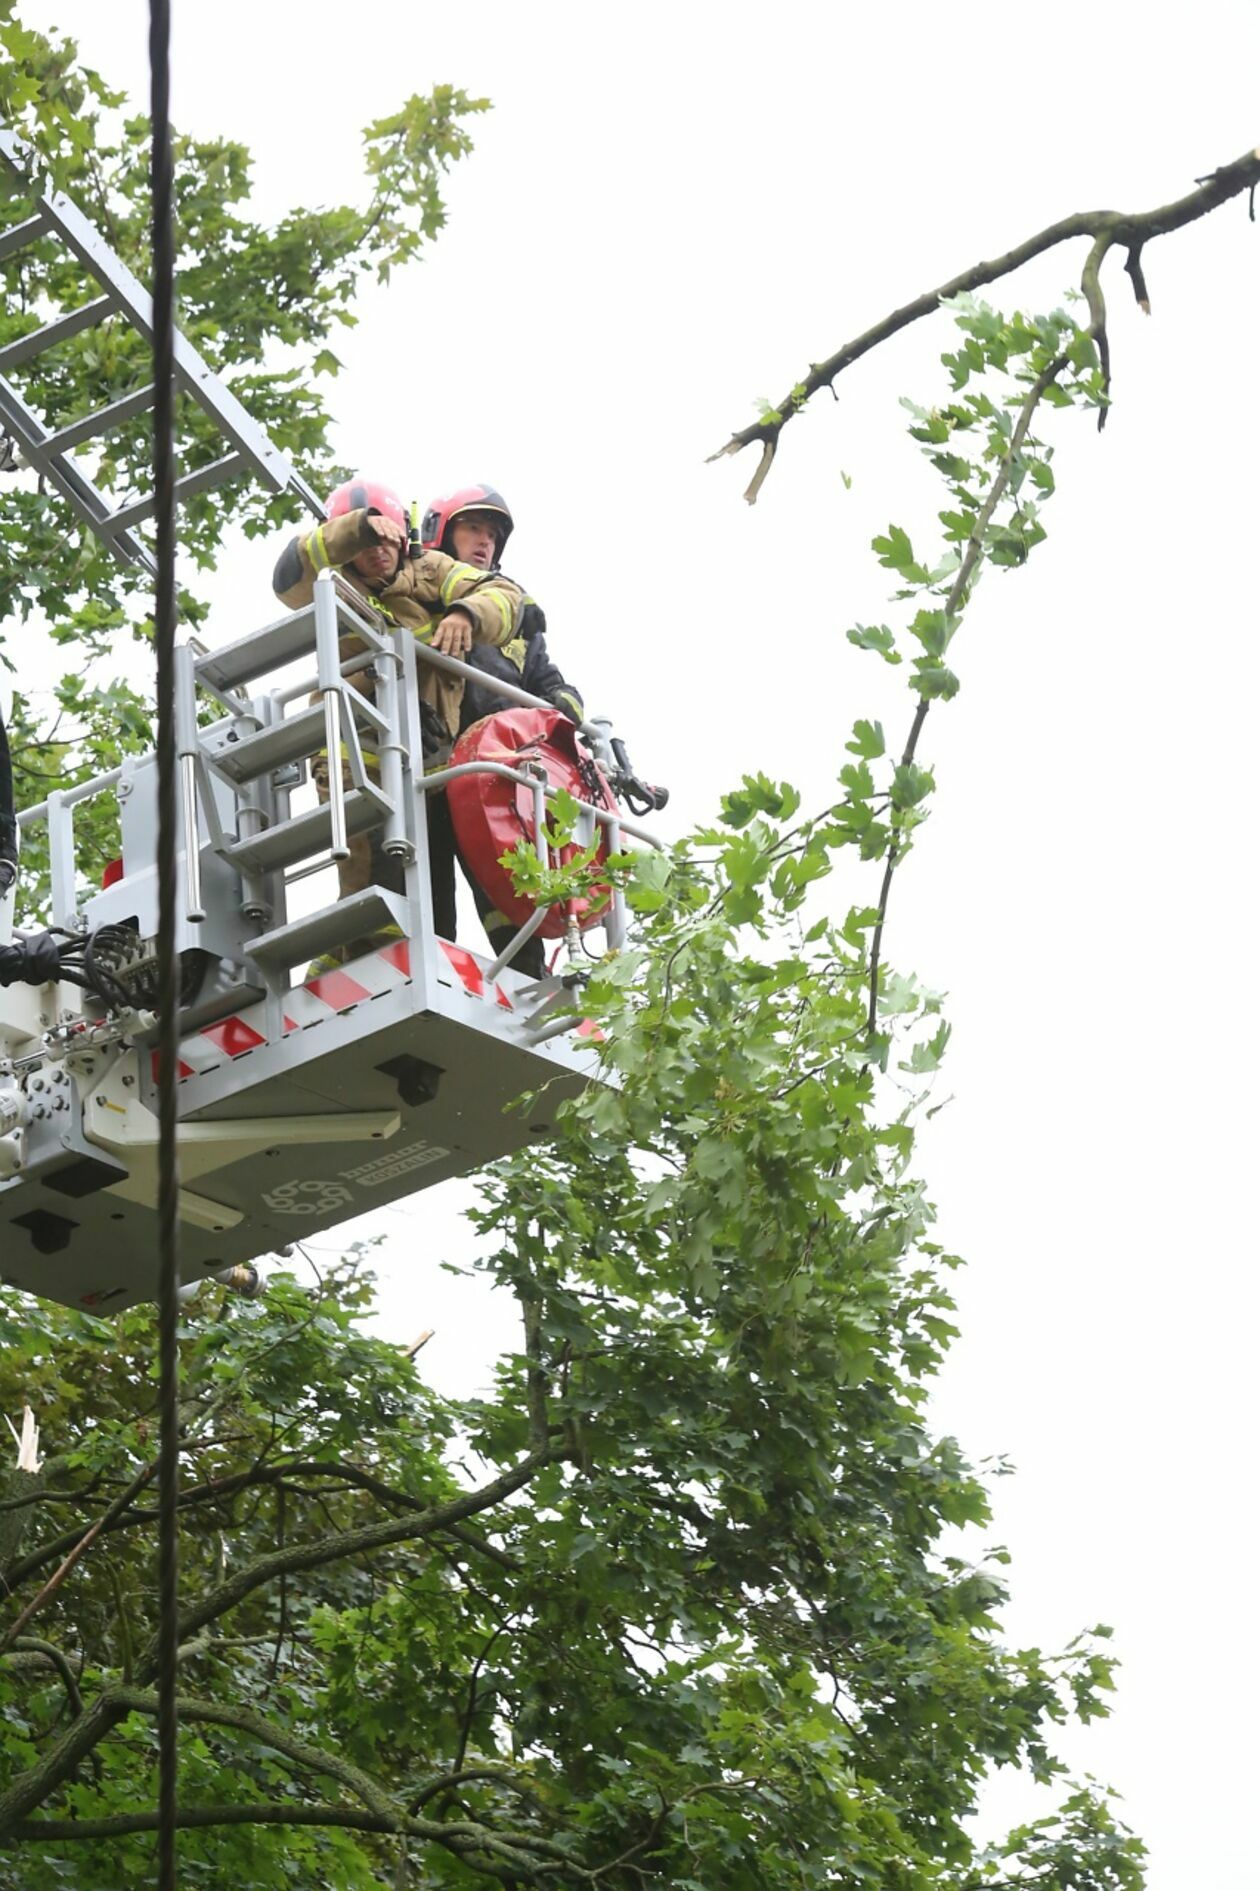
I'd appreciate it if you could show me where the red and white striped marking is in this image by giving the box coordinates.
[162,936,521,1083]
[436,941,514,1010]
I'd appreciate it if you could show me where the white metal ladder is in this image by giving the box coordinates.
[0,128,321,571]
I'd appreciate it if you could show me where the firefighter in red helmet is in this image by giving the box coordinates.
[420,485,513,568]
[272,477,525,961]
[420,485,585,977]
[421,485,583,726]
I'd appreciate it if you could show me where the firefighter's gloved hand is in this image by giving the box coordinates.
[0,929,61,987]
[418,700,448,761]
[0,857,15,898]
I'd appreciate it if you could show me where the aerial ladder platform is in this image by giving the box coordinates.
[0,132,661,1312]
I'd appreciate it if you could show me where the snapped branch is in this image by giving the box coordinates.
[710,144,1260,499]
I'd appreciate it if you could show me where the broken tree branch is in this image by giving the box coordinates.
[710,144,1260,500]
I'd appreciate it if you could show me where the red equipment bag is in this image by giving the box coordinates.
[447,707,618,939]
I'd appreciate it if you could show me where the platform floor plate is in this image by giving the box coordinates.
[0,1000,594,1313]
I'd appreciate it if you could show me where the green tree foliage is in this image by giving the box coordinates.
[0,16,1146,1886]
[0,4,487,902]
[0,678,1146,1884]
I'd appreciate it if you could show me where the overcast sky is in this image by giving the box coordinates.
[17,3,1260,1885]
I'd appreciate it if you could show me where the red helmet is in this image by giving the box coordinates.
[324,477,407,533]
[420,484,514,561]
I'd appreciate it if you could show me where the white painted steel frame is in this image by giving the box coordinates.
[0,128,322,569]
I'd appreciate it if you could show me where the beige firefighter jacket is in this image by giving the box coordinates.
[272,507,524,739]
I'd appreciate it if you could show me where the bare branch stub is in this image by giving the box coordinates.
[711,145,1260,501]
[1124,243,1151,313]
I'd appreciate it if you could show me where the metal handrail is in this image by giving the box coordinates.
[17,765,123,827]
[314,573,349,861]
[12,762,656,858]
[417,759,661,849]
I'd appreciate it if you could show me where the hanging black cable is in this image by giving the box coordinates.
[0,695,17,902]
[148,1,182,1885]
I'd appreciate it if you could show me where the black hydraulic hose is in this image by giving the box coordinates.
[148,3,181,1885]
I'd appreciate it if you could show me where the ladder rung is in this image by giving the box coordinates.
[224,787,391,876]
[105,450,248,536]
[0,295,114,371]
[210,696,382,786]
[195,606,318,694]
[246,887,409,971]
[0,371,157,576]
[0,211,49,261]
[44,383,157,456]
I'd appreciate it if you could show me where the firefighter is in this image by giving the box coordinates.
[421,485,585,977]
[272,478,524,962]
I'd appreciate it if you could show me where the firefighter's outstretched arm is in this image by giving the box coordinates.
[272,508,403,607]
